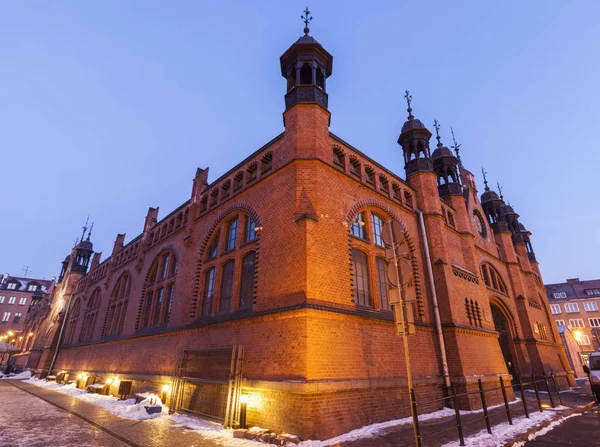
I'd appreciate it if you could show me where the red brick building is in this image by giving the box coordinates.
[16,25,572,440]
[0,274,53,344]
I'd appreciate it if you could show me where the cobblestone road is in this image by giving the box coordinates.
[0,380,128,447]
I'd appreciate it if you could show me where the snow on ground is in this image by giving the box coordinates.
[442,406,571,447]
[511,413,582,447]
[1,370,32,380]
[23,377,262,446]
[297,399,521,447]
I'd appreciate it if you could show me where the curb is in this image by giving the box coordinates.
[503,401,596,447]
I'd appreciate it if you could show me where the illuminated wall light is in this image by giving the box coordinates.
[8,331,14,336]
[162,384,171,393]
[28,332,34,337]
[106,378,113,385]
[76,374,83,380]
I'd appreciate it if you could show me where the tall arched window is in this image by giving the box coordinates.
[352,249,371,307]
[104,273,131,337]
[201,213,258,316]
[481,263,508,294]
[80,288,101,342]
[139,249,177,330]
[375,257,390,311]
[239,252,256,309]
[64,299,81,345]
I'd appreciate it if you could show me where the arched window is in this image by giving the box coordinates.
[139,249,177,330]
[352,249,371,307]
[64,299,81,345]
[200,213,259,316]
[104,273,131,337]
[80,289,101,342]
[376,257,390,311]
[239,252,256,309]
[481,263,508,294]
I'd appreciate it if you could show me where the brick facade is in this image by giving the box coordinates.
[16,29,572,441]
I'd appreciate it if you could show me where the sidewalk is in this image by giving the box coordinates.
[317,384,595,447]
[7,380,241,447]
[520,406,600,446]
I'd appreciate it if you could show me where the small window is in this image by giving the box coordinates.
[392,184,401,200]
[221,180,231,198]
[7,283,17,290]
[365,166,375,185]
[584,301,599,312]
[349,156,361,177]
[553,292,567,299]
[210,190,219,206]
[225,218,238,251]
[556,319,565,327]
[19,297,27,306]
[261,152,273,173]
[565,303,579,313]
[160,254,170,280]
[569,319,585,328]
[577,335,591,346]
[332,145,345,167]
[0,296,4,304]
[27,285,37,292]
[2,312,10,322]
[473,211,487,238]
[13,312,22,324]
[403,191,413,209]
[350,213,367,240]
[447,211,455,229]
[247,163,258,182]
[8,296,16,305]
[371,214,385,247]
[379,175,389,194]
[589,318,600,328]
[234,171,244,190]
[239,252,256,309]
[550,304,561,315]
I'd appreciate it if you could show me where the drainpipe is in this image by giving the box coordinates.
[416,209,451,389]
[47,293,74,377]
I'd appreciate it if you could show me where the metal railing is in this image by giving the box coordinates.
[411,373,564,447]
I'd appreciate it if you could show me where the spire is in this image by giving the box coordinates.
[433,119,442,148]
[301,7,312,35]
[404,90,414,119]
[497,182,504,201]
[86,222,94,241]
[450,127,463,168]
[482,167,489,191]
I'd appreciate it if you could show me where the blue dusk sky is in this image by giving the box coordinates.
[0,1,598,285]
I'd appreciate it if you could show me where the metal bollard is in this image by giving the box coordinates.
[410,388,422,447]
[499,376,513,425]
[518,376,529,418]
[451,383,465,447]
[550,373,563,407]
[532,375,543,412]
[544,375,555,408]
[478,379,492,434]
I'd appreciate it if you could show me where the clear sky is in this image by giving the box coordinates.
[1,1,598,284]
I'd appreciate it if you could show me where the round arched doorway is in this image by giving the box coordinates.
[491,302,517,380]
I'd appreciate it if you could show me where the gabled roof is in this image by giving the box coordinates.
[546,277,600,301]
[0,274,53,293]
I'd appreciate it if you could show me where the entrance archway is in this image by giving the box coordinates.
[491,302,517,380]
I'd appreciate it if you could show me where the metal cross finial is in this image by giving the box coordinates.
[450,127,463,168]
[433,119,442,147]
[301,7,312,35]
[497,182,504,201]
[87,222,94,241]
[482,167,489,191]
[404,90,413,119]
[81,215,90,241]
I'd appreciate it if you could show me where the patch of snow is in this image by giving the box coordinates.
[168,415,263,446]
[511,413,582,447]
[1,370,32,380]
[442,406,570,447]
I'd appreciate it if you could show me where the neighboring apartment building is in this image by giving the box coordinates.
[546,277,600,362]
[0,274,54,343]
[16,18,571,440]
